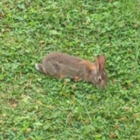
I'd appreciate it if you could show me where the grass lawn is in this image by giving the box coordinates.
[0,0,140,139]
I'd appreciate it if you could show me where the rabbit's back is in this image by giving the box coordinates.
[42,52,85,78]
[44,52,83,67]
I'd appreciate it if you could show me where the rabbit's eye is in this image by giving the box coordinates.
[98,77,102,82]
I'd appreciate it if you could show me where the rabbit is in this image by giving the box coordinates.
[35,52,108,88]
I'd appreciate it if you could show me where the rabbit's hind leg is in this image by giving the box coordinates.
[45,62,61,77]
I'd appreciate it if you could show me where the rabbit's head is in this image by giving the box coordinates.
[90,54,108,88]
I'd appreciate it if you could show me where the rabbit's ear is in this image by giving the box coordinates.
[98,54,106,70]
[95,57,100,70]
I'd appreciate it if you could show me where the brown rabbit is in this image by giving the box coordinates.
[35,52,108,88]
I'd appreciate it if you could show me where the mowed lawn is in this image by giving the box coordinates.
[0,0,140,139]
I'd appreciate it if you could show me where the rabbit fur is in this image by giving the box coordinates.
[35,52,107,88]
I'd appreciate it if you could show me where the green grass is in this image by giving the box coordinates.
[0,0,140,139]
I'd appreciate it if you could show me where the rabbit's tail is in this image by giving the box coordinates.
[35,63,45,73]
